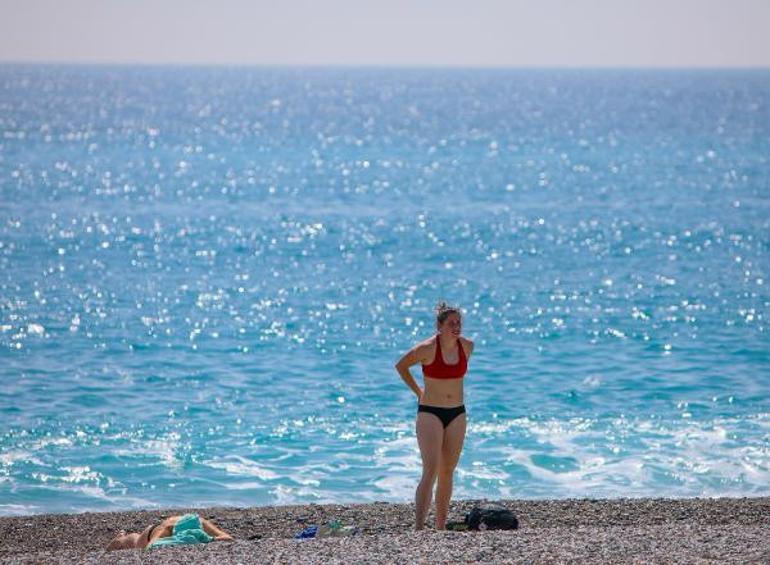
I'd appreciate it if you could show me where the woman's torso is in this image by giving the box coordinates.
[420,336,467,407]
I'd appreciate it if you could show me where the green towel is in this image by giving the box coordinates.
[148,513,214,549]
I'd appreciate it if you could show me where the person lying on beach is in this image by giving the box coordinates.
[106,512,233,551]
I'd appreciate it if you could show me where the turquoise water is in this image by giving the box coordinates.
[0,66,768,516]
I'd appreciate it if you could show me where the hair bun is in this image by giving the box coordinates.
[435,301,461,323]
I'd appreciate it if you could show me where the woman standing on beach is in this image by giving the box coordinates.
[395,302,474,530]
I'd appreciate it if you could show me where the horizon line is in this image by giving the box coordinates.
[1,60,769,72]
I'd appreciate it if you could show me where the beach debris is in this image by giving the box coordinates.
[294,519,359,539]
[294,525,319,539]
[465,503,519,531]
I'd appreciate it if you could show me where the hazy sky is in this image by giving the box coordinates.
[1,0,768,67]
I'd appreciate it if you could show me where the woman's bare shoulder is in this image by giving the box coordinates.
[419,335,438,347]
[459,336,475,353]
[413,336,437,354]
[396,336,436,367]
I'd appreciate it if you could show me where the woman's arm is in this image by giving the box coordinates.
[461,337,475,360]
[395,344,428,399]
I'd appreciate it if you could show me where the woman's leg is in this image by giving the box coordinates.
[415,412,444,530]
[200,517,234,541]
[434,413,466,529]
[106,532,142,551]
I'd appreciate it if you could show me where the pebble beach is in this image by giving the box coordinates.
[1,497,768,563]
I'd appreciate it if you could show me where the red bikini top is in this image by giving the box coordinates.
[422,336,467,379]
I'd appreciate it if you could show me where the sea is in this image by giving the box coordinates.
[0,65,768,516]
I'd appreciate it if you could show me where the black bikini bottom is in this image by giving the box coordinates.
[418,404,466,428]
[146,523,159,542]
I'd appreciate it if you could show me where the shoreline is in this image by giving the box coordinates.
[1,497,768,563]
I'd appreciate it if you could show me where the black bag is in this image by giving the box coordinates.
[465,503,519,530]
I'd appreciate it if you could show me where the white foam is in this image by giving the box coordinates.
[458,466,509,481]
[468,413,770,498]
[0,504,41,516]
[203,455,279,481]
[113,433,183,468]
[221,481,267,491]
[0,449,44,466]
[32,437,73,449]
[371,474,415,499]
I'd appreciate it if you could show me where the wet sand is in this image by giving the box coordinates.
[1,497,768,563]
